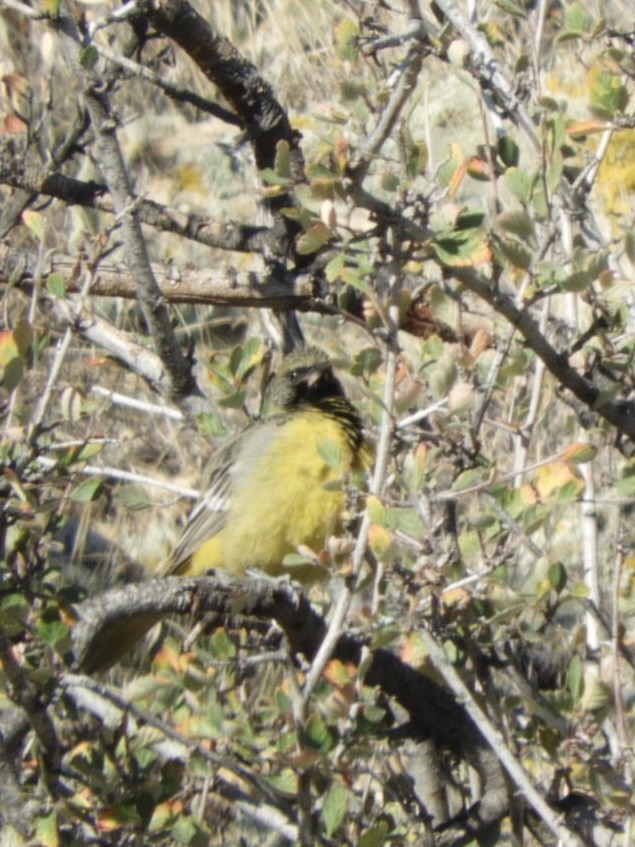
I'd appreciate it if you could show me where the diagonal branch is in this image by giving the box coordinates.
[452,266,635,444]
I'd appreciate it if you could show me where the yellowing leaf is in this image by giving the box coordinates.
[367,523,394,556]
[466,156,490,180]
[441,586,471,609]
[431,230,491,268]
[0,329,19,365]
[588,63,629,118]
[534,461,582,499]
[22,209,44,240]
[35,811,59,847]
[274,139,292,180]
[399,632,429,667]
[365,495,386,525]
[334,16,359,60]
[324,659,355,687]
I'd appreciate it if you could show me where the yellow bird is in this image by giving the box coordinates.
[169,345,371,578]
[78,346,370,671]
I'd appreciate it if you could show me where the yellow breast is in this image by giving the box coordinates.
[188,409,365,577]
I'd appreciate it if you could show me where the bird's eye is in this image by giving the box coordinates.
[289,369,299,381]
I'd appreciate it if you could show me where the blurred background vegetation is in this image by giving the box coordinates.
[1,0,634,844]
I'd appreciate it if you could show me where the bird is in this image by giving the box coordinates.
[76,346,370,671]
[167,344,371,579]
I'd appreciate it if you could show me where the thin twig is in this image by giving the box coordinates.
[419,627,586,847]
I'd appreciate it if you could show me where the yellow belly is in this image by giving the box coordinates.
[188,410,363,577]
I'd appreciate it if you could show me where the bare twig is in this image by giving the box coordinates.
[419,627,586,847]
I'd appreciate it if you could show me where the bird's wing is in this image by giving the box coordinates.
[166,416,287,574]
[166,427,245,574]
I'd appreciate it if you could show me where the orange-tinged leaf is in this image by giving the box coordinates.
[0,329,18,365]
[519,484,539,505]
[399,632,429,667]
[414,443,427,468]
[468,327,491,359]
[324,659,355,687]
[148,799,183,831]
[561,442,597,464]
[367,523,394,556]
[431,230,491,268]
[466,156,490,180]
[448,160,468,198]
[567,119,609,138]
[3,113,27,133]
[441,586,471,609]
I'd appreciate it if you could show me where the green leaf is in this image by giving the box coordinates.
[560,270,591,292]
[37,617,70,650]
[340,267,370,294]
[430,230,490,268]
[588,65,629,118]
[34,811,59,847]
[197,411,229,438]
[564,1,592,35]
[504,167,533,203]
[380,170,400,192]
[46,272,66,298]
[267,768,297,795]
[115,484,155,511]
[359,820,391,847]
[210,628,236,660]
[13,318,32,359]
[547,561,567,593]
[274,139,292,180]
[494,238,532,271]
[70,478,104,502]
[2,356,23,391]
[566,654,583,703]
[325,251,346,282]
[296,223,334,255]
[79,45,99,70]
[42,0,61,17]
[617,463,635,496]
[318,437,342,467]
[259,167,293,186]
[305,713,334,751]
[451,469,481,492]
[455,210,485,230]
[497,135,519,167]
[496,210,535,241]
[321,781,349,837]
[171,816,207,846]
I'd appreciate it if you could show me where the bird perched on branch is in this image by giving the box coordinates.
[168,345,371,579]
[77,346,370,671]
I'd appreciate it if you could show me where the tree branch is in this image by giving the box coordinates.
[55,0,201,403]
[0,137,271,254]
[0,243,332,311]
[452,267,635,444]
